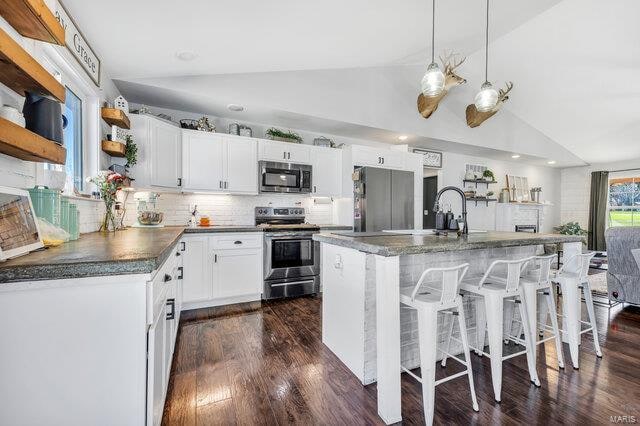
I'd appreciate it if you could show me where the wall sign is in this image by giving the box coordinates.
[413,149,443,168]
[54,1,101,87]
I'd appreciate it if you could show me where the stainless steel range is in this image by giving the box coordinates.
[256,207,320,299]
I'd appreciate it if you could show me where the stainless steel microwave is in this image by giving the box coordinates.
[259,161,312,194]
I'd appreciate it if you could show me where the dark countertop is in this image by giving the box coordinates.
[313,231,584,257]
[183,225,263,233]
[0,227,185,284]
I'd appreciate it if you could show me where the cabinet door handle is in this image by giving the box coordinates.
[180,242,186,251]
[314,185,317,193]
[163,273,172,282]
[382,157,385,164]
[234,240,242,245]
[219,180,223,189]
[377,157,381,164]
[166,299,175,320]
[288,152,291,160]
[177,266,183,279]
[283,151,287,159]
[224,181,228,189]
[214,254,217,263]
[177,178,182,187]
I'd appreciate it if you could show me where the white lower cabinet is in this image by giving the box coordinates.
[147,299,167,426]
[181,233,263,309]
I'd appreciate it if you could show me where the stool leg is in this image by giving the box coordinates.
[484,295,504,402]
[440,313,455,368]
[475,298,486,357]
[418,308,438,425]
[457,301,479,412]
[582,281,603,358]
[538,288,548,337]
[545,286,565,369]
[504,300,515,344]
[518,291,541,387]
[561,281,581,369]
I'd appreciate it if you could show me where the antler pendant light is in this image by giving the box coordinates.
[421,0,445,97]
[474,0,499,111]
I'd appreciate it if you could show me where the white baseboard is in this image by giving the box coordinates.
[182,293,262,311]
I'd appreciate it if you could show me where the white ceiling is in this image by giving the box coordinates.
[63,0,640,166]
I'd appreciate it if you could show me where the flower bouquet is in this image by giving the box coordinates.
[87,171,125,232]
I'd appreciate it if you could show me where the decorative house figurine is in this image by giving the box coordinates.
[113,95,129,112]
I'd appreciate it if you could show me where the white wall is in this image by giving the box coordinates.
[434,152,561,233]
[560,159,640,228]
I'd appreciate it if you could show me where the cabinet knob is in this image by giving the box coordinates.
[234,240,242,245]
[163,273,172,282]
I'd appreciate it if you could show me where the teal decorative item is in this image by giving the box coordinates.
[28,186,61,226]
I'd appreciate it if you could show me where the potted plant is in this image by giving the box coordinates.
[554,221,588,245]
[265,127,303,144]
[483,169,495,182]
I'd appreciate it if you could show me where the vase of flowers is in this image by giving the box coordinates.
[87,171,125,232]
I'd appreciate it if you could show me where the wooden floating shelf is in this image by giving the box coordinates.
[0,0,65,45]
[463,179,497,188]
[101,140,126,157]
[0,117,66,164]
[0,27,65,102]
[466,197,497,206]
[101,108,131,129]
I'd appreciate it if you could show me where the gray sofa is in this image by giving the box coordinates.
[605,227,640,305]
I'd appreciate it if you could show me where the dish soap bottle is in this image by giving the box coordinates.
[445,205,454,230]
[435,207,446,230]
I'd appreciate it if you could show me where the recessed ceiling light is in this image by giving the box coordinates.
[175,51,198,61]
[227,104,244,112]
[511,154,521,159]
[398,135,408,141]
[547,160,556,165]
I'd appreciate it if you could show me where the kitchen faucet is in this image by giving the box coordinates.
[433,186,468,235]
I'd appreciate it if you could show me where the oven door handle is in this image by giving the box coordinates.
[265,233,316,239]
[270,279,316,288]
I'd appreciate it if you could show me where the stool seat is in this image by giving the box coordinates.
[460,279,518,295]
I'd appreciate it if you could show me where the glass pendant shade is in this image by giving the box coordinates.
[474,81,499,112]
[421,62,445,97]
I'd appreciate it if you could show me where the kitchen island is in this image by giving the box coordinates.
[313,230,584,425]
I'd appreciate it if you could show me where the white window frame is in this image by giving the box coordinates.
[606,170,640,228]
[36,43,101,195]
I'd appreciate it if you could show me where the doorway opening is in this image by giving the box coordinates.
[423,175,438,229]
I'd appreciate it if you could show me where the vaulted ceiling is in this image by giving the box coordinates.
[63,0,640,167]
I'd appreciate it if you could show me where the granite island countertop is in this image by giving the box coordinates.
[313,231,584,257]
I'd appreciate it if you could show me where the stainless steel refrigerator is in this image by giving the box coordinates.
[353,166,414,232]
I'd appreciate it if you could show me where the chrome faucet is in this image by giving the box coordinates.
[433,186,468,235]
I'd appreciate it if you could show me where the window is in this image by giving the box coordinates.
[608,173,640,227]
[63,87,83,191]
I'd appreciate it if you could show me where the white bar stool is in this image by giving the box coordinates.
[451,257,539,403]
[507,254,565,369]
[400,263,479,425]
[553,252,602,369]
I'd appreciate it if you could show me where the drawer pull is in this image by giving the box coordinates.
[163,273,172,282]
[177,266,183,279]
[166,299,175,320]
[234,240,243,245]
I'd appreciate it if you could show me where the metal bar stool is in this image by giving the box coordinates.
[448,257,539,403]
[400,263,479,425]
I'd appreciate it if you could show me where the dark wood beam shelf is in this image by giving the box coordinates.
[463,179,497,188]
[0,0,65,45]
[0,28,65,102]
[466,197,497,206]
[0,117,66,164]
[101,108,130,129]
[101,140,126,157]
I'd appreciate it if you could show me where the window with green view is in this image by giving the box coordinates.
[608,175,640,227]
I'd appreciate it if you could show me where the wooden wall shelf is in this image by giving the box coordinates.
[0,117,66,164]
[0,0,65,45]
[101,108,130,129]
[0,28,65,102]
[101,140,126,157]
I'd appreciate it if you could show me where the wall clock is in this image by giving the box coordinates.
[413,149,442,168]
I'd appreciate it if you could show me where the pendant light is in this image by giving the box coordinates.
[421,0,445,97]
[474,0,499,112]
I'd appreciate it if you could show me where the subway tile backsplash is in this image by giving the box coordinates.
[119,193,334,227]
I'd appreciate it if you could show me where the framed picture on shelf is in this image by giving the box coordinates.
[0,186,44,261]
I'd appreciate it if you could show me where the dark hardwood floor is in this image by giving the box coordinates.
[162,295,640,425]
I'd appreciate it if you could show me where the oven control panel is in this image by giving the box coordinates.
[255,207,305,218]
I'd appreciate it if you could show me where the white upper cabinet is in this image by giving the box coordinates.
[310,146,341,197]
[182,131,225,192]
[259,139,310,163]
[151,120,182,189]
[128,115,182,191]
[182,132,258,194]
[225,136,258,193]
[351,145,406,170]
